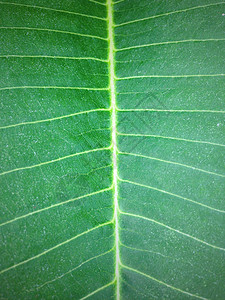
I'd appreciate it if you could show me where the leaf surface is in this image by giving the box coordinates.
[0,0,225,299]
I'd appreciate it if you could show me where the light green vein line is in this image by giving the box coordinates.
[113,0,125,4]
[80,280,115,300]
[120,210,225,250]
[0,27,107,41]
[118,91,149,94]
[0,221,112,275]
[117,91,153,94]
[121,264,207,300]
[0,108,110,129]
[0,1,106,20]
[118,109,225,113]
[116,74,225,80]
[120,242,173,259]
[0,55,108,63]
[117,132,225,147]
[118,178,224,213]
[0,146,111,176]
[115,2,225,27]
[119,151,225,178]
[107,1,120,299]
[35,248,114,290]
[0,86,109,91]
[0,186,112,227]
[88,0,106,6]
[116,38,225,51]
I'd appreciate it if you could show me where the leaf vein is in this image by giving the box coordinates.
[121,264,208,299]
[116,38,225,51]
[0,147,111,176]
[0,1,106,20]
[0,221,113,275]
[80,280,115,300]
[0,55,108,62]
[118,133,225,147]
[116,74,225,80]
[119,178,225,213]
[119,109,225,113]
[119,151,225,177]
[0,186,113,227]
[120,211,225,250]
[0,108,110,129]
[0,86,109,91]
[0,27,107,41]
[115,2,225,27]
[34,248,114,291]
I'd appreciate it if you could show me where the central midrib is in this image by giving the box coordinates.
[107,0,120,299]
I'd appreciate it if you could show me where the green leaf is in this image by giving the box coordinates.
[1,0,224,299]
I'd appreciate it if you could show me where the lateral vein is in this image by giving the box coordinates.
[0,86,109,91]
[121,264,208,299]
[0,221,112,275]
[0,27,107,41]
[0,108,110,129]
[0,1,106,20]
[113,0,125,4]
[120,210,225,250]
[0,55,108,62]
[120,211,225,251]
[35,248,114,290]
[116,74,225,80]
[115,2,225,27]
[116,38,225,52]
[0,147,111,176]
[119,151,225,177]
[0,186,113,227]
[118,108,225,113]
[119,178,224,213]
[88,0,106,6]
[120,242,173,259]
[118,132,225,147]
[80,280,115,300]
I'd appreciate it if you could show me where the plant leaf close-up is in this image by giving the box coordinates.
[0,0,225,299]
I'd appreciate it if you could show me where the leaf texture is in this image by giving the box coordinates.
[0,0,225,299]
